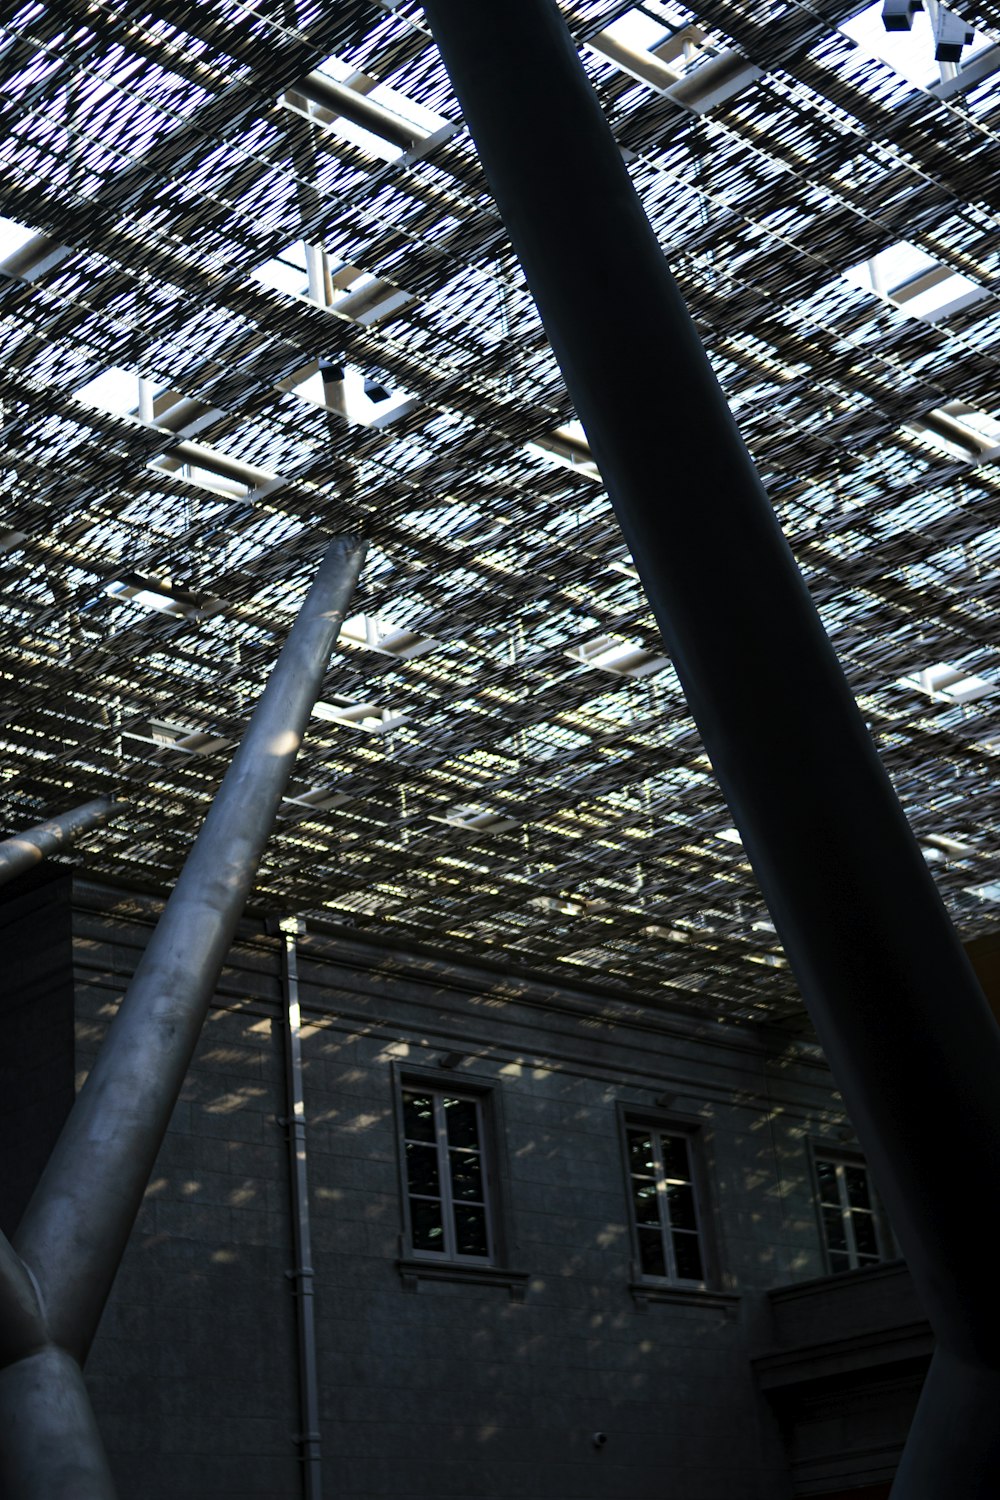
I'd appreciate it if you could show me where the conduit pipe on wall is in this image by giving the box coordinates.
[279,917,324,1500]
[0,535,366,1500]
[0,798,127,887]
[420,4,1000,1494]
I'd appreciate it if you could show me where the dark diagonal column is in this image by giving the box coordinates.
[420,4,1000,1492]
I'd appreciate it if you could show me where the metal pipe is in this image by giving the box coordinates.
[292,71,424,152]
[169,438,279,492]
[14,535,365,1368]
[0,799,126,888]
[420,3,1000,1487]
[0,1232,44,1369]
[279,919,323,1500]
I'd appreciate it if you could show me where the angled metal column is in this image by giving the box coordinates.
[420,3,1000,1492]
[0,798,127,887]
[0,535,366,1500]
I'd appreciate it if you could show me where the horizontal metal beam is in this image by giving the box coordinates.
[292,71,424,151]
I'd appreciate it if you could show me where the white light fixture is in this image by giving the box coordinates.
[339,613,439,660]
[312,699,409,733]
[898,662,996,704]
[439,804,520,834]
[568,634,667,678]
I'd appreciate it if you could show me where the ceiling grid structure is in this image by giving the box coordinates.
[0,0,998,1025]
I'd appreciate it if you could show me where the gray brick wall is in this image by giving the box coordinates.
[10,878,906,1498]
[0,871,76,1237]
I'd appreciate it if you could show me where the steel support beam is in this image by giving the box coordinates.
[0,798,126,887]
[1,535,365,1500]
[420,3,1000,1491]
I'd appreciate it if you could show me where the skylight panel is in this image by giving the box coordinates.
[905,401,1000,460]
[75,367,175,427]
[253,242,414,326]
[330,273,414,326]
[947,404,1000,449]
[0,218,72,282]
[253,243,309,297]
[587,9,759,109]
[842,1,941,84]
[147,439,277,500]
[840,0,991,86]
[283,57,453,163]
[313,55,447,135]
[0,215,37,263]
[285,361,417,428]
[75,367,143,416]
[933,39,1000,96]
[525,423,601,479]
[104,574,206,618]
[603,9,672,51]
[842,241,987,322]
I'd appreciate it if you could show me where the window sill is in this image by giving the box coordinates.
[397,1258,530,1302]
[629,1280,740,1313]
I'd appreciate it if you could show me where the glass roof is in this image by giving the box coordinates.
[1,0,999,1026]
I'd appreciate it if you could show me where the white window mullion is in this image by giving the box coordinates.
[474,1098,495,1262]
[434,1093,456,1259]
[836,1162,860,1267]
[652,1131,678,1281]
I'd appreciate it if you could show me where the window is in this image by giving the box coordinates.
[394,1072,527,1297]
[815,1154,886,1273]
[401,1087,494,1262]
[625,1123,706,1284]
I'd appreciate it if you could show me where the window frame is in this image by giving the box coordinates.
[617,1105,730,1307]
[809,1142,893,1275]
[391,1064,525,1296]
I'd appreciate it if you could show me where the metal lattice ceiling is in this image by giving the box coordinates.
[1,0,999,1024]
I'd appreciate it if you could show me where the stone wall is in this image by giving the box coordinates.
[0,869,75,1238]
[3,876,902,1499]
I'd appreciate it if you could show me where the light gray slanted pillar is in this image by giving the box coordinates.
[0,535,366,1500]
[0,799,126,887]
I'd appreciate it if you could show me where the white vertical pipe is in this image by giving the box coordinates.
[280,919,323,1500]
